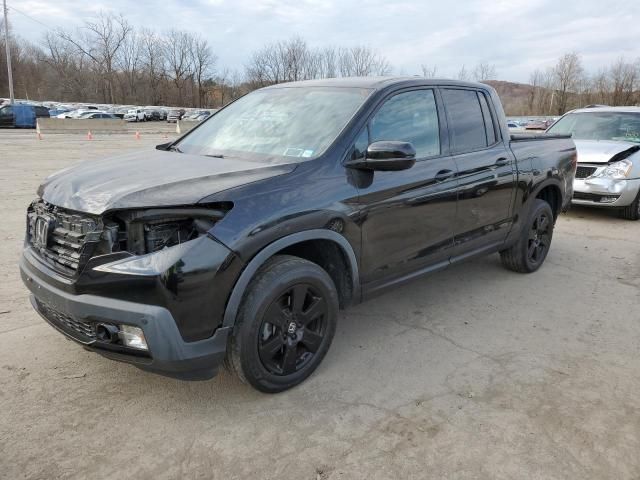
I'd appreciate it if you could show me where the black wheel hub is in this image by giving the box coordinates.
[527,211,551,265]
[258,284,328,376]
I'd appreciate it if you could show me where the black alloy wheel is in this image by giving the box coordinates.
[258,284,328,376]
[500,199,555,273]
[527,210,551,266]
[227,255,338,393]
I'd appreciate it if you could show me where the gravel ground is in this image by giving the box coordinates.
[1,129,639,480]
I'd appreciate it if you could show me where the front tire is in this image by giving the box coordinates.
[227,255,338,393]
[500,199,555,273]
[620,190,640,220]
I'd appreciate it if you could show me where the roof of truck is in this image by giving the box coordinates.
[265,76,491,90]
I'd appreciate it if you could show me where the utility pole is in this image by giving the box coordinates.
[3,0,15,104]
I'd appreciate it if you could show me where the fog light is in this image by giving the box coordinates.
[119,325,148,351]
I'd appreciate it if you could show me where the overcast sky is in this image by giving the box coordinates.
[7,0,640,83]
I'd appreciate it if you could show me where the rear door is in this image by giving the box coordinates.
[440,88,516,257]
[353,88,458,291]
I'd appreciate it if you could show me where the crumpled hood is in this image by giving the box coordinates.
[39,149,295,214]
[574,139,640,164]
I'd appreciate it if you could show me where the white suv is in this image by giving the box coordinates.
[123,109,146,122]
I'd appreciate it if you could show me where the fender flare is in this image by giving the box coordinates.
[222,229,360,328]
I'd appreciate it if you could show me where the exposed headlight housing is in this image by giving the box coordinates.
[595,159,633,179]
[105,204,231,256]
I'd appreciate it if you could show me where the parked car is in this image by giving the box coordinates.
[124,109,146,122]
[525,119,555,130]
[194,113,211,122]
[143,109,161,121]
[546,106,640,220]
[167,109,184,123]
[0,104,49,128]
[80,112,119,119]
[20,78,576,392]
[57,109,95,119]
[48,108,72,118]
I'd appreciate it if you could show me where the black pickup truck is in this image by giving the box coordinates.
[20,78,576,392]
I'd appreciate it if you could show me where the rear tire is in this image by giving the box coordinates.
[620,191,640,221]
[226,255,338,393]
[500,199,554,273]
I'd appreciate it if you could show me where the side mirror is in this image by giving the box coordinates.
[347,141,416,171]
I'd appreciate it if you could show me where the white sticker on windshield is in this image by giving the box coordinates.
[284,148,304,157]
[301,150,314,158]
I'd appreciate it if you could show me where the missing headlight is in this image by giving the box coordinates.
[110,204,232,255]
[144,220,199,252]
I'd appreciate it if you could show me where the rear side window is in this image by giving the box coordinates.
[478,93,497,145]
[369,89,440,158]
[442,89,487,154]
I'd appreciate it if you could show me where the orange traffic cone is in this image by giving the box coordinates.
[87,131,93,140]
[135,131,141,140]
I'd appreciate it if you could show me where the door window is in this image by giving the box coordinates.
[369,90,440,158]
[478,92,497,145]
[442,89,488,153]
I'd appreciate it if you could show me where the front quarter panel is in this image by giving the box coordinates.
[201,157,362,265]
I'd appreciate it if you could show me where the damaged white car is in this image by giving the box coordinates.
[547,106,640,220]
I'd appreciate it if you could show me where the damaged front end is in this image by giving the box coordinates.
[572,143,640,207]
[21,199,245,378]
[25,199,233,276]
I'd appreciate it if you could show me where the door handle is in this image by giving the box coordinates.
[495,157,511,167]
[435,169,455,182]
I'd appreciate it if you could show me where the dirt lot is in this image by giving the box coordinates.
[1,129,639,480]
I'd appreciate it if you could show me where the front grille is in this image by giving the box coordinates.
[27,201,103,275]
[35,298,96,342]
[576,165,598,179]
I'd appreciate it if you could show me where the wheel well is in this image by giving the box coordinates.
[277,239,353,309]
[536,185,561,219]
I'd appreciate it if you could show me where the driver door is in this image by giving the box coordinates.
[353,89,458,295]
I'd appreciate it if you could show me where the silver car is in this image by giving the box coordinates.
[546,106,640,220]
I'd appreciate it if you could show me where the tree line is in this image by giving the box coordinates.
[0,12,390,108]
[0,11,638,114]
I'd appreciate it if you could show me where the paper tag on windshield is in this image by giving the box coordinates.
[284,148,304,157]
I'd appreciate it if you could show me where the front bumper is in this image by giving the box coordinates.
[19,235,241,380]
[572,177,640,208]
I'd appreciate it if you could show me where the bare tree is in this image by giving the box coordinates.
[117,32,143,103]
[57,12,131,103]
[42,32,90,100]
[609,57,639,106]
[191,35,216,107]
[552,52,584,115]
[421,64,438,78]
[457,65,470,81]
[163,30,194,105]
[473,62,497,81]
[338,46,390,77]
[140,29,165,105]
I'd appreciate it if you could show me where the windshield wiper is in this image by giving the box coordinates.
[169,145,183,153]
[205,154,225,158]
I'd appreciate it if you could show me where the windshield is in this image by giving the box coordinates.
[547,112,640,143]
[175,86,372,162]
